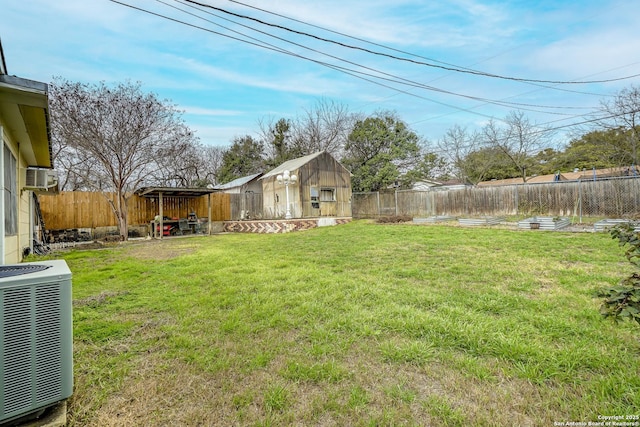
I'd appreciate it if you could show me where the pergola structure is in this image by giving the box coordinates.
[135,187,217,238]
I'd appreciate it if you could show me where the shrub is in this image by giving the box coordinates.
[597,223,640,325]
[376,215,412,224]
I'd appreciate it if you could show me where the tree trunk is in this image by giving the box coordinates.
[117,191,129,241]
[105,192,129,241]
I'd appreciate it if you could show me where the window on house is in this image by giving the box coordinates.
[4,144,17,236]
[320,187,336,202]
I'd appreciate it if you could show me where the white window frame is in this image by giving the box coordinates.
[3,144,17,236]
[320,187,336,202]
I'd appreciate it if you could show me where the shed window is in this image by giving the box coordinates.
[320,187,336,202]
[310,187,320,208]
[3,144,17,236]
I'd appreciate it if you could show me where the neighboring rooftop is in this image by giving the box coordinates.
[477,167,637,187]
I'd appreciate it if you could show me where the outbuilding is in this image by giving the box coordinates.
[260,151,352,219]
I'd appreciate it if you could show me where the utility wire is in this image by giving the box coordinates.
[108,0,638,149]
[140,0,507,119]
[230,0,618,99]
[171,0,592,115]
[109,0,497,121]
[186,0,640,85]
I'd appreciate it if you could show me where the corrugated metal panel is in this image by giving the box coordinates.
[593,219,640,232]
[260,151,325,179]
[517,217,570,230]
[214,173,262,191]
[458,216,505,226]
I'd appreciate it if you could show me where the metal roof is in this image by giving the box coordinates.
[213,173,262,190]
[260,151,326,180]
[135,187,217,198]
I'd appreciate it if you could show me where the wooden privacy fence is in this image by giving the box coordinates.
[353,176,640,219]
[228,192,264,220]
[39,191,231,230]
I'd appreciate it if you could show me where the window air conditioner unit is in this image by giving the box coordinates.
[23,168,58,191]
[0,260,73,426]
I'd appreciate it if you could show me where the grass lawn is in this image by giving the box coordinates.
[42,220,639,426]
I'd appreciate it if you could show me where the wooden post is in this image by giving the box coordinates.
[159,192,163,240]
[208,193,212,235]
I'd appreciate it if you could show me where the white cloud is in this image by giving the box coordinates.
[527,28,640,81]
[183,106,243,116]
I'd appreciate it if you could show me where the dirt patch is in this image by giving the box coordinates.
[74,290,129,308]
[104,238,201,261]
[48,235,206,262]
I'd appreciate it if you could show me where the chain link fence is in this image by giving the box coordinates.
[353,176,640,221]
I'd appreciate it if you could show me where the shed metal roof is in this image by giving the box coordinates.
[260,151,327,180]
[213,173,262,190]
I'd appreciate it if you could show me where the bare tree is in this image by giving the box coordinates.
[597,85,640,166]
[50,79,198,240]
[437,124,488,183]
[152,142,224,187]
[482,111,550,182]
[200,145,226,186]
[257,99,355,166]
[291,98,353,158]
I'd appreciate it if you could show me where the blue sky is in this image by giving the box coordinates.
[2,0,639,149]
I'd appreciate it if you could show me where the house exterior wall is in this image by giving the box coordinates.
[1,122,34,263]
[261,152,352,219]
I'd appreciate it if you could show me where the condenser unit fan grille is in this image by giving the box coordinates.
[0,260,72,425]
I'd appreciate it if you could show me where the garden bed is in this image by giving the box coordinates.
[593,219,640,232]
[458,216,505,226]
[517,216,570,230]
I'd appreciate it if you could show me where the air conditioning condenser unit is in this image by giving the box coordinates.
[23,168,58,191]
[0,260,73,426]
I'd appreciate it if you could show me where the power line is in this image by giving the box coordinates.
[229,0,622,101]
[187,0,640,85]
[169,0,594,115]
[108,0,492,121]
[108,0,639,151]
[116,0,588,122]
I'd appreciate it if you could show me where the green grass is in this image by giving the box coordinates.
[45,220,640,426]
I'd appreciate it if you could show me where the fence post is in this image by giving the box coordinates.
[395,190,398,216]
[376,192,381,218]
[514,185,519,215]
[578,179,582,223]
